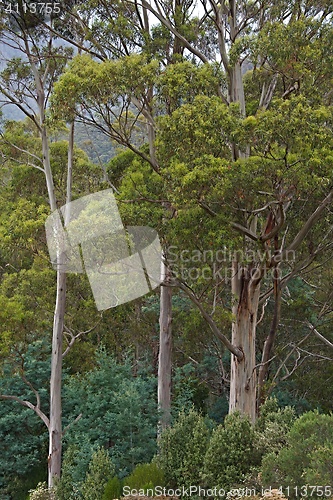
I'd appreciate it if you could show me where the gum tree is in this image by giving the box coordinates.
[0,4,76,485]
[51,0,333,422]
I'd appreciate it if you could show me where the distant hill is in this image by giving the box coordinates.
[1,104,116,163]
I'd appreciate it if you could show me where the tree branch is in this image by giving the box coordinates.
[305,322,333,349]
[260,204,285,243]
[273,190,333,263]
[62,413,82,436]
[135,0,209,63]
[0,394,49,428]
[172,280,244,360]
[231,222,258,241]
[63,318,102,358]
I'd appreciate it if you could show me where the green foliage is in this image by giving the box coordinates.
[62,349,157,478]
[156,61,224,113]
[102,476,123,500]
[172,363,209,415]
[157,408,211,488]
[304,443,333,486]
[80,448,115,500]
[124,462,164,490]
[1,2,333,498]
[203,412,259,491]
[157,95,235,167]
[261,411,333,498]
[55,444,84,500]
[255,398,296,456]
[28,482,54,500]
[0,341,50,498]
[254,17,333,103]
[51,53,159,121]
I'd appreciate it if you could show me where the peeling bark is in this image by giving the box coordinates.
[229,261,260,423]
[257,267,281,410]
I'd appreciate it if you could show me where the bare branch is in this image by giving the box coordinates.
[305,322,333,349]
[134,0,209,63]
[63,318,102,358]
[62,413,82,436]
[171,280,244,360]
[231,222,258,241]
[274,190,333,263]
[0,86,40,129]
[0,394,49,428]
[21,374,41,411]
[0,139,44,172]
[280,349,304,381]
[199,201,218,217]
[257,297,270,325]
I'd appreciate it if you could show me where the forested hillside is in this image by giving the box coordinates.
[0,0,332,498]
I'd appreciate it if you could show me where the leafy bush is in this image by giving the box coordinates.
[172,364,209,415]
[28,482,54,499]
[304,443,333,486]
[102,476,123,500]
[261,411,333,498]
[0,342,50,499]
[203,411,260,491]
[124,462,164,490]
[157,408,211,488]
[255,398,296,456]
[63,349,157,477]
[80,448,115,500]
[55,444,86,500]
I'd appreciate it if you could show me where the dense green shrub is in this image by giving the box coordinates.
[157,408,211,488]
[28,482,54,499]
[63,349,157,477]
[55,444,87,500]
[261,411,333,498]
[172,364,209,415]
[102,476,123,500]
[203,411,260,491]
[80,448,115,500]
[0,342,50,499]
[124,462,164,490]
[304,443,333,486]
[255,398,296,456]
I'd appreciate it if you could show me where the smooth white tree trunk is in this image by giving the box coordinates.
[48,269,66,487]
[47,122,74,487]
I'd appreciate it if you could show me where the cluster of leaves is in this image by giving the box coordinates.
[157,400,332,497]
[261,410,333,498]
[57,348,158,493]
[0,342,50,499]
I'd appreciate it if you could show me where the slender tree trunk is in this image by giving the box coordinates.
[257,267,281,410]
[158,261,172,432]
[45,121,74,487]
[48,269,66,487]
[229,261,260,423]
[40,117,66,488]
[230,62,246,116]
